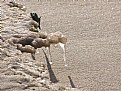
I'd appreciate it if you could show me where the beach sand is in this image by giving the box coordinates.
[1,0,121,91]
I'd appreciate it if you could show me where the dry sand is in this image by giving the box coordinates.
[1,0,121,91]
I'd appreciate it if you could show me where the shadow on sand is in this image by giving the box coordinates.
[42,49,58,83]
[68,76,76,88]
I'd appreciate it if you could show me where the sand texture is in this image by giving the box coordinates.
[1,0,121,91]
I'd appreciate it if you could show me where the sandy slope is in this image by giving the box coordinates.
[1,1,76,91]
[1,0,121,91]
[23,0,121,91]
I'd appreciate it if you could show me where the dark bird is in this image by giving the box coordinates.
[30,13,41,30]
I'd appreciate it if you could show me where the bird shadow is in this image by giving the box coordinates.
[42,49,58,83]
[68,76,76,88]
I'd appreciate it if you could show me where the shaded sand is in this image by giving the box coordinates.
[1,0,121,91]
